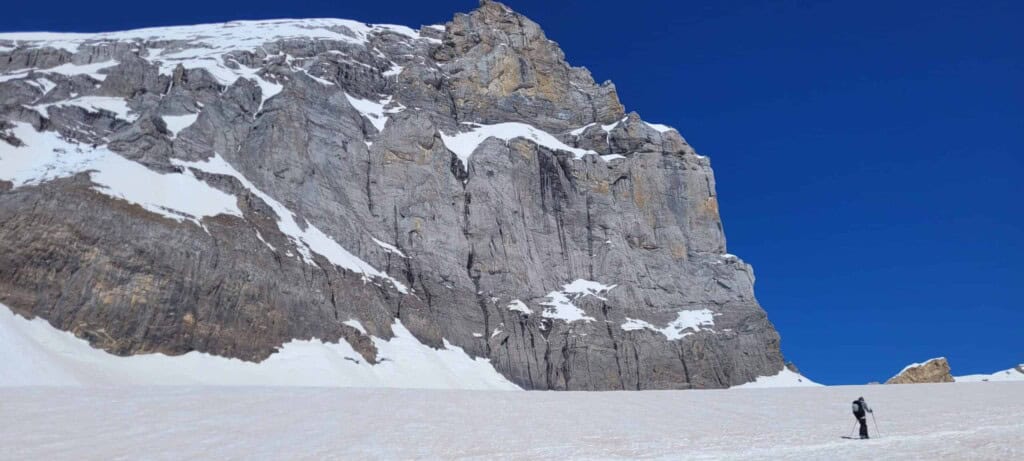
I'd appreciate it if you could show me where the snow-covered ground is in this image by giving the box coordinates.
[1,305,1020,459]
[1,382,1020,460]
[732,367,821,388]
[1,302,819,390]
[0,304,515,389]
[955,367,1024,382]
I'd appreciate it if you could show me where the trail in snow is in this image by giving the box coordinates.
[1,383,1020,460]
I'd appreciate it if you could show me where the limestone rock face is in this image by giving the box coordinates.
[0,1,786,389]
[886,358,955,384]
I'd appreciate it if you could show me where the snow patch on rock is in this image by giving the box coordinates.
[371,237,406,258]
[0,19,425,55]
[621,309,716,340]
[32,96,136,121]
[172,154,408,294]
[162,113,199,138]
[0,123,241,224]
[0,60,118,82]
[539,280,615,323]
[507,300,532,315]
[644,121,675,133]
[342,319,367,335]
[345,94,402,132]
[441,122,597,167]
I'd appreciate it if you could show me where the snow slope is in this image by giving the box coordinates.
[0,303,517,390]
[0,123,241,225]
[732,368,822,388]
[1,382,1020,460]
[955,367,1024,382]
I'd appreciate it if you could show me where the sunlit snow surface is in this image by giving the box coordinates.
[732,368,822,388]
[955,367,1024,382]
[0,304,516,389]
[1,382,1021,460]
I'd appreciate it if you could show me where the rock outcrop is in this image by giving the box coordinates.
[0,1,786,389]
[886,357,955,384]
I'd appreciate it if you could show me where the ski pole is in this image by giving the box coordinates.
[849,420,857,438]
[871,412,881,438]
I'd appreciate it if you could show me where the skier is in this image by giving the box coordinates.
[852,396,873,439]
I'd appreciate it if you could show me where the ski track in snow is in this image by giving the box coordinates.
[0,383,1020,460]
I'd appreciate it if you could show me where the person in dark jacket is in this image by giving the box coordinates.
[852,396,873,439]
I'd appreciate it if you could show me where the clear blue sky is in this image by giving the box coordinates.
[3,0,1020,385]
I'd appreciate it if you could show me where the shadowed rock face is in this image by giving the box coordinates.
[0,1,785,390]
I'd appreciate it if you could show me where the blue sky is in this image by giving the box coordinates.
[3,0,1020,385]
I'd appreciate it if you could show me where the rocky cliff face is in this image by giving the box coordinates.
[887,358,955,384]
[0,1,785,389]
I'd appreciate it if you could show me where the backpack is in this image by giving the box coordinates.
[852,401,862,415]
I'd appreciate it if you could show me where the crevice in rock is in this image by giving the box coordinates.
[560,334,572,390]
[601,302,625,390]
[365,150,374,215]
[521,323,535,388]
[677,343,692,386]
[449,151,468,184]
[319,264,340,322]
[461,189,490,358]
[632,343,642,390]
[585,194,594,280]
[543,337,554,389]
[393,203,415,287]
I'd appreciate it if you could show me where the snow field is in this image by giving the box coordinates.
[0,382,1020,460]
[0,304,516,389]
[732,368,822,388]
[955,367,1024,382]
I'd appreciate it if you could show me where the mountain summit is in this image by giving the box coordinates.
[0,2,786,389]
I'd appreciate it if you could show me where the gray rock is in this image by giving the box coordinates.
[0,1,786,389]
